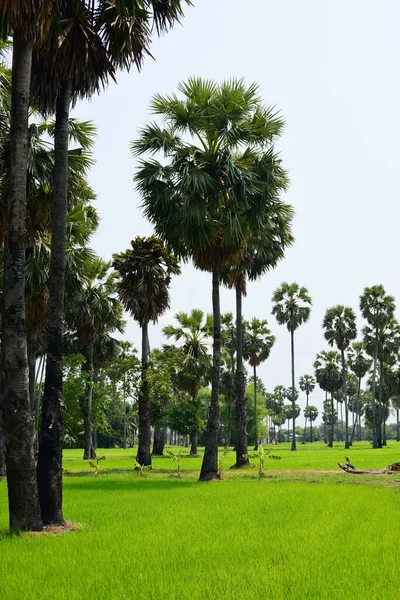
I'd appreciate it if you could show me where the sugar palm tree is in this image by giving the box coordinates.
[113,236,180,467]
[135,77,288,480]
[304,406,318,442]
[347,342,371,442]
[223,194,293,466]
[323,305,357,449]
[163,309,212,456]
[243,318,275,450]
[299,374,315,443]
[314,350,341,447]
[360,285,395,447]
[272,282,311,451]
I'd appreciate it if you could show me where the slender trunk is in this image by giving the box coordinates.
[310,420,313,443]
[303,392,309,443]
[232,282,248,468]
[137,321,151,467]
[169,431,173,445]
[371,327,379,448]
[37,85,72,524]
[35,354,46,431]
[83,341,96,460]
[1,33,42,532]
[350,377,361,444]
[341,350,349,449]
[336,401,339,441]
[27,330,38,415]
[290,330,296,451]
[329,393,334,447]
[122,373,126,450]
[227,404,231,445]
[253,364,258,450]
[382,417,387,446]
[377,359,383,448]
[189,431,198,456]
[397,409,399,442]
[152,425,166,455]
[200,270,221,480]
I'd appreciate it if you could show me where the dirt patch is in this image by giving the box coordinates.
[25,521,82,537]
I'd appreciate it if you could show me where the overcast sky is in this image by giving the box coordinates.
[72,0,400,420]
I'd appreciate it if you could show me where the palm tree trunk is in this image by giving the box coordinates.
[377,360,383,448]
[253,364,258,450]
[0,421,5,477]
[303,392,309,443]
[200,270,221,480]
[122,372,126,450]
[1,32,42,532]
[290,329,296,451]
[137,321,151,467]
[350,377,361,444]
[310,419,313,442]
[329,393,334,447]
[83,340,96,460]
[397,409,399,442]
[152,425,166,455]
[27,330,38,415]
[341,350,350,449]
[371,327,379,448]
[37,84,72,524]
[232,282,248,468]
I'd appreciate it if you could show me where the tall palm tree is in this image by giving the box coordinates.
[272,282,311,451]
[360,285,395,448]
[304,406,318,442]
[68,260,124,460]
[314,350,341,447]
[113,236,180,467]
[223,195,293,467]
[392,394,400,442]
[299,374,315,443]
[243,318,275,450]
[347,342,371,442]
[163,309,212,456]
[323,305,357,449]
[0,1,54,532]
[135,77,288,480]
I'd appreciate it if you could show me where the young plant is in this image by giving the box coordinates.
[218,447,229,478]
[245,446,281,477]
[166,449,183,477]
[134,461,152,477]
[89,459,102,477]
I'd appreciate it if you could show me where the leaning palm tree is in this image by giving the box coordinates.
[223,195,293,467]
[113,237,180,467]
[323,305,357,449]
[135,77,288,480]
[243,318,275,450]
[360,285,395,448]
[314,351,342,447]
[272,282,311,451]
[347,342,371,442]
[163,310,212,456]
[299,374,315,443]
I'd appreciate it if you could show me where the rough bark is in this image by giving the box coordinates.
[189,431,198,456]
[199,270,221,480]
[0,423,5,477]
[371,328,379,448]
[290,330,296,451]
[152,425,166,455]
[37,85,71,524]
[303,392,309,443]
[27,330,38,415]
[397,410,399,442]
[1,33,42,532]
[137,321,151,467]
[328,393,334,447]
[231,283,249,468]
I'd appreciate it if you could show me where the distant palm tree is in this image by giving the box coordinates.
[135,77,288,480]
[113,237,180,467]
[314,351,342,447]
[323,305,357,449]
[272,282,311,451]
[360,285,395,447]
[304,406,318,442]
[347,342,371,442]
[299,374,315,443]
[163,310,212,456]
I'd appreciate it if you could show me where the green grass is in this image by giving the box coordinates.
[1,473,400,599]
[62,441,400,474]
[1,443,399,599]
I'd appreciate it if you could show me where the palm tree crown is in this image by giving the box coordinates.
[271,282,312,331]
[323,305,357,351]
[360,285,395,329]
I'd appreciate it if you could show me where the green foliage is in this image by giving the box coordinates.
[323,305,357,352]
[271,282,312,332]
[218,446,229,478]
[243,318,275,367]
[134,461,151,477]
[89,458,103,477]
[166,449,183,478]
[314,351,342,394]
[244,445,282,477]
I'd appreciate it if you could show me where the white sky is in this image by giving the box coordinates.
[72,0,400,421]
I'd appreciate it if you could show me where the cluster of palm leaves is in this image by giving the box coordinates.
[0,1,190,532]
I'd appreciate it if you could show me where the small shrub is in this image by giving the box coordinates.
[166,449,183,477]
[245,446,281,477]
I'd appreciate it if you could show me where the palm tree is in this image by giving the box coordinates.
[392,394,400,442]
[299,374,315,443]
[304,406,318,442]
[68,260,124,459]
[0,1,54,532]
[242,318,275,449]
[323,305,357,449]
[135,78,288,480]
[223,195,293,466]
[347,342,371,442]
[285,400,300,441]
[272,282,311,451]
[314,350,341,447]
[163,310,212,456]
[360,285,395,447]
[113,237,180,467]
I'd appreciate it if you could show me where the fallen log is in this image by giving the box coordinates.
[338,460,400,476]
